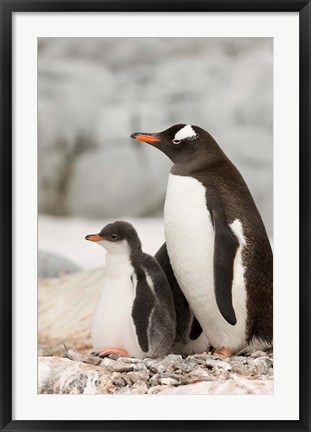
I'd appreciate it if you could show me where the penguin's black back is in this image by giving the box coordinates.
[130,249,176,355]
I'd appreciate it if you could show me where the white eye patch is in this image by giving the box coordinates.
[173,125,197,142]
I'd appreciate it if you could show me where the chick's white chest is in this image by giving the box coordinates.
[91,258,142,357]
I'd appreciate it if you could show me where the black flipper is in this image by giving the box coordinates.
[213,213,239,325]
[131,269,155,353]
[207,186,239,326]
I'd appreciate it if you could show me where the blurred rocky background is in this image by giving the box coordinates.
[38,37,273,239]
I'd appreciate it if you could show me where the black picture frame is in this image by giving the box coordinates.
[1,1,310,431]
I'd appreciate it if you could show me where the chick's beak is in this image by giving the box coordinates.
[85,234,105,242]
[130,133,161,143]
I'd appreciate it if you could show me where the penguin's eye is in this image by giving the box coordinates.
[172,139,181,145]
[111,234,118,240]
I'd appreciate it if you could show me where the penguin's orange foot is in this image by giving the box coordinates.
[211,347,233,358]
[92,348,129,358]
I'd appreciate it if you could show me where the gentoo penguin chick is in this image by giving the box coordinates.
[155,243,210,356]
[132,124,273,357]
[85,221,176,359]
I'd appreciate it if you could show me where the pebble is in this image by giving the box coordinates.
[121,373,132,386]
[117,380,148,394]
[188,367,211,380]
[113,376,125,387]
[253,358,269,375]
[148,362,167,374]
[66,349,84,362]
[159,377,180,386]
[147,385,165,394]
[127,368,150,383]
[205,359,232,371]
[101,358,135,373]
[251,350,267,359]
[65,349,103,366]
[133,362,146,371]
[263,357,273,367]
[181,360,199,372]
[132,380,148,394]
[150,373,161,386]
[122,357,143,364]
[230,361,252,376]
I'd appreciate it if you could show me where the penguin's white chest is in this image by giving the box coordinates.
[91,260,144,358]
[164,173,247,352]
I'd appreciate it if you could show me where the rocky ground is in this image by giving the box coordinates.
[38,349,273,395]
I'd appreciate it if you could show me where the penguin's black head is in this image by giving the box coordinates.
[131,124,221,164]
[85,221,142,254]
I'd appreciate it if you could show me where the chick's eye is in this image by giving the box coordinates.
[172,139,181,145]
[111,234,118,240]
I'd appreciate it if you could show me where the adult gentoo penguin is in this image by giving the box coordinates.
[131,124,273,357]
[85,221,175,358]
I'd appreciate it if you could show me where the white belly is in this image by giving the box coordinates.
[91,263,145,358]
[164,173,247,352]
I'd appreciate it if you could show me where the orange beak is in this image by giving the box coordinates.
[131,133,161,143]
[85,234,105,242]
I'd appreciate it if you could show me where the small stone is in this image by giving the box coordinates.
[161,372,181,380]
[230,361,251,375]
[181,360,198,372]
[131,380,148,394]
[232,356,248,362]
[253,358,269,375]
[101,357,112,368]
[133,363,146,371]
[188,367,211,381]
[150,373,160,386]
[205,359,232,370]
[101,358,134,373]
[263,357,273,367]
[159,377,180,386]
[108,354,121,360]
[145,354,184,374]
[162,354,183,364]
[66,349,84,362]
[213,368,231,379]
[186,356,206,365]
[122,357,143,364]
[114,386,131,394]
[148,362,166,374]
[159,354,182,372]
[121,373,132,386]
[144,358,158,369]
[83,355,102,366]
[66,349,104,367]
[189,353,209,360]
[147,385,165,394]
[113,377,125,387]
[251,350,267,359]
[127,368,150,383]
